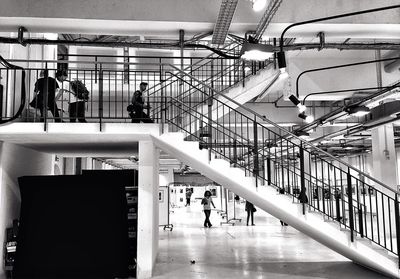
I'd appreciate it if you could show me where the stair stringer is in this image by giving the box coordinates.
[151,132,400,279]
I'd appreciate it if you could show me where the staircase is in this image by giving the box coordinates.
[152,132,399,278]
[149,62,400,278]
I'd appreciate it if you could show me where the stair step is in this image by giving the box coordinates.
[229,167,246,178]
[161,132,185,142]
[181,140,201,151]
[210,158,231,170]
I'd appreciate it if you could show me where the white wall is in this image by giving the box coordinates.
[0,142,53,278]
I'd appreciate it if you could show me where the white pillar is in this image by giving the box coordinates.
[371,124,397,192]
[93,159,103,170]
[137,141,159,279]
[159,167,174,186]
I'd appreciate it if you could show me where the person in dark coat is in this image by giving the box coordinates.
[32,70,61,122]
[245,200,256,226]
[185,188,192,206]
[278,188,288,226]
[130,82,153,123]
[298,188,309,204]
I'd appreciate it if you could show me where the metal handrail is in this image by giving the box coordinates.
[3,58,396,193]
[165,63,397,194]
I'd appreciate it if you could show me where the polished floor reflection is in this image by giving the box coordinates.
[153,199,389,278]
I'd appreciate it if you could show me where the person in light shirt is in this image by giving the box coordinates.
[201,190,216,228]
[55,71,87,123]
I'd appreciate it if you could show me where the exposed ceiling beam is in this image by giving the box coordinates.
[211,0,239,45]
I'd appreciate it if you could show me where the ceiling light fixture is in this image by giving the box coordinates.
[251,0,267,11]
[298,112,314,123]
[277,50,286,73]
[289,94,307,113]
[240,41,274,61]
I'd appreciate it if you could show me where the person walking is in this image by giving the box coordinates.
[55,71,88,123]
[201,190,215,228]
[245,200,256,226]
[130,82,154,123]
[31,70,61,122]
[185,188,193,206]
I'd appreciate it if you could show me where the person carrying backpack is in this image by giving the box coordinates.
[129,82,153,123]
[56,71,89,123]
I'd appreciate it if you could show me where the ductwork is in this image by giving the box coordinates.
[383,50,400,72]
[363,100,400,127]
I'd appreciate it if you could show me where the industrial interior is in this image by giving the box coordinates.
[0,0,400,278]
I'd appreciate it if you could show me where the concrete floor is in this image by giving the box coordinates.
[153,199,390,279]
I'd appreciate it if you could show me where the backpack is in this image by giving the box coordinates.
[70,80,89,101]
[131,91,143,111]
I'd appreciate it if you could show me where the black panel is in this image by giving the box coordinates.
[14,175,130,278]
[82,169,138,277]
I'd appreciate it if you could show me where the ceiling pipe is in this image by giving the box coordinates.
[1,35,400,54]
[296,56,400,99]
[301,85,400,104]
[278,4,400,70]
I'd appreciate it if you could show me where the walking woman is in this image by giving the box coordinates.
[245,200,256,226]
[201,190,216,228]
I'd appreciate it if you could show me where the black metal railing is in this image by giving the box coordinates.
[155,66,400,263]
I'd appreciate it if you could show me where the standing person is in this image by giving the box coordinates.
[130,82,153,123]
[245,200,256,226]
[32,70,61,122]
[278,187,288,226]
[201,190,215,228]
[185,188,193,206]
[55,71,88,123]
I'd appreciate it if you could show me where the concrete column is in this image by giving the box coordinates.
[159,167,174,186]
[93,159,103,170]
[137,141,159,279]
[371,124,397,192]
[63,157,75,175]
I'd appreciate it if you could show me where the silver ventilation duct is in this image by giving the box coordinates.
[363,100,400,127]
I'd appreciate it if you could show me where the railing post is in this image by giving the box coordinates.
[335,193,341,222]
[94,56,98,83]
[160,63,165,133]
[211,60,214,89]
[395,194,400,268]
[253,116,259,188]
[358,205,364,238]
[300,143,306,215]
[0,82,3,121]
[207,88,213,162]
[98,65,103,131]
[267,157,271,185]
[242,60,245,87]
[43,66,49,131]
[233,139,237,167]
[347,168,354,242]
